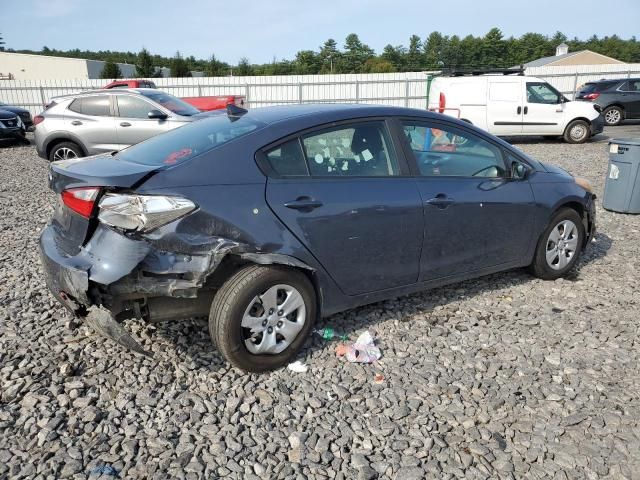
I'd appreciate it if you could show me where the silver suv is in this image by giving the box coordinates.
[35,89,205,161]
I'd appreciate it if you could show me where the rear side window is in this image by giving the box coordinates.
[265,139,308,176]
[620,80,640,92]
[402,121,505,178]
[301,122,399,177]
[67,96,111,116]
[581,81,618,93]
[115,114,265,166]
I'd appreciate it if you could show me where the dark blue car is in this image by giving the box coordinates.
[40,104,596,372]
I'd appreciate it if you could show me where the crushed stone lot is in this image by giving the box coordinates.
[1,133,639,479]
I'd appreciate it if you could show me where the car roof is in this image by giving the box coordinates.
[237,103,444,125]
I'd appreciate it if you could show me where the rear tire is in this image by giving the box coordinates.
[603,106,623,126]
[529,208,585,280]
[563,120,590,144]
[209,265,316,372]
[49,141,83,162]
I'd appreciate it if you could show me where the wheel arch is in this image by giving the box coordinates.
[549,200,591,249]
[44,134,88,158]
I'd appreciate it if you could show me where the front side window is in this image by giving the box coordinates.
[265,139,308,176]
[117,95,154,119]
[526,82,561,104]
[68,96,111,116]
[301,122,399,177]
[402,121,505,178]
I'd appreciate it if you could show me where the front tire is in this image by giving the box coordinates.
[603,106,623,126]
[563,120,590,144]
[530,208,585,280]
[49,141,83,162]
[209,265,316,372]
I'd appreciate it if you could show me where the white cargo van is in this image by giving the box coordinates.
[427,73,604,143]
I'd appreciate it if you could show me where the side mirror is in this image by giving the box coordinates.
[148,109,167,120]
[511,162,529,180]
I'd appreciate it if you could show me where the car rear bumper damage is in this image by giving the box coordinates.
[39,221,245,356]
[591,115,605,136]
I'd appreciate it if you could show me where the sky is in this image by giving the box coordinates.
[2,0,639,64]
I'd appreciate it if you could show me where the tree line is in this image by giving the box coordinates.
[7,28,640,78]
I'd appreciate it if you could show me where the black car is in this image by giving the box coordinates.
[39,104,596,372]
[0,102,33,130]
[0,108,27,144]
[576,78,640,126]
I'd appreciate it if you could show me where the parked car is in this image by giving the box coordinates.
[39,104,596,372]
[34,89,206,161]
[575,78,640,126]
[0,108,27,144]
[103,80,247,112]
[0,101,33,130]
[428,72,604,143]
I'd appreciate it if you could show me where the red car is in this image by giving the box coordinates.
[102,80,247,111]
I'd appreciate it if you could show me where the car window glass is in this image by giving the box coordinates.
[69,96,111,116]
[301,122,399,176]
[402,121,505,178]
[265,139,308,176]
[111,84,129,88]
[117,95,154,119]
[526,82,560,104]
[630,81,640,92]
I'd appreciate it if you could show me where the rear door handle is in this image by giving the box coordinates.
[523,106,528,115]
[284,197,323,211]
[120,122,131,127]
[517,106,522,114]
[71,120,82,126]
[426,194,455,209]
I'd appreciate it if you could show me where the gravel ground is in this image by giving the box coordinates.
[1,132,639,480]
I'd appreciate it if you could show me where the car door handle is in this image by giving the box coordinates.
[523,106,528,115]
[517,106,522,114]
[120,122,131,127]
[71,120,82,126]
[284,197,323,211]
[426,194,454,209]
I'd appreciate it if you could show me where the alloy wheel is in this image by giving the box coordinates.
[545,220,579,270]
[53,147,78,161]
[241,284,306,355]
[604,109,621,125]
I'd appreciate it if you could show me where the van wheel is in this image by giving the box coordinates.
[209,265,316,372]
[603,106,623,126]
[529,208,584,280]
[49,141,83,162]
[563,120,590,144]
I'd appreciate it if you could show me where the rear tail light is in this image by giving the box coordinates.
[438,92,446,113]
[61,187,100,218]
[33,115,45,126]
[98,194,196,233]
[583,93,600,100]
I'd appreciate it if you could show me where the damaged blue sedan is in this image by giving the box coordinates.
[40,104,596,372]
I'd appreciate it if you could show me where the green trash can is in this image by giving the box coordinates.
[603,138,640,214]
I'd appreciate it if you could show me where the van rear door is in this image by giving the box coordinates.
[487,80,523,135]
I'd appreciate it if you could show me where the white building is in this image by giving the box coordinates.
[0,51,137,80]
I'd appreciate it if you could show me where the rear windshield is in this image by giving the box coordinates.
[116,113,265,166]
[579,81,618,93]
[138,90,200,117]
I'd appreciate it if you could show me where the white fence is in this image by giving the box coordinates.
[0,72,434,115]
[2,65,640,115]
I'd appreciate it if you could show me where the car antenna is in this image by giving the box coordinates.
[227,104,248,121]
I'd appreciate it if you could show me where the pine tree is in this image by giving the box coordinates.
[205,54,226,76]
[100,60,122,79]
[170,51,191,77]
[0,33,5,52]
[136,48,154,77]
[319,39,340,74]
[236,57,253,76]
